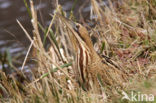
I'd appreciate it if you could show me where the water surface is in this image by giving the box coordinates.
[0,0,90,70]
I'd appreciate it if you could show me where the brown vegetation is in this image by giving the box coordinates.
[0,0,156,102]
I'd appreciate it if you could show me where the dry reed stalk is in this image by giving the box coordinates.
[2,0,155,102]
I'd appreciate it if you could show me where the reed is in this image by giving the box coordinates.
[0,0,156,102]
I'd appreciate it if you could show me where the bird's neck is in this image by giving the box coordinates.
[85,38,96,53]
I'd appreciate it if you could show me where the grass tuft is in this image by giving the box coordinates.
[0,0,156,102]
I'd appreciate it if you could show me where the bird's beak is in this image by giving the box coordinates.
[56,14,84,45]
[56,14,77,31]
[66,20,78,32]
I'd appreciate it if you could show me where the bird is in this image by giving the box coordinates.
[57,14,127,91]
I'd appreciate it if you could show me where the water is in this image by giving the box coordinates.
[0,0,91,70]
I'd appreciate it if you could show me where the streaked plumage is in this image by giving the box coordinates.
[57,15,127,91]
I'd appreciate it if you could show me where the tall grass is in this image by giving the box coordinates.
[0,0,156,102]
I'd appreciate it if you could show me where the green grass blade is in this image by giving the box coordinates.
[38,23,61,56]
[100,42,105,54]
[49,29,59,51]
[71,0,78,13]
[23,0,32,18]
[38,22,48,46]
[41,62,72,79]
[6,49,13,67]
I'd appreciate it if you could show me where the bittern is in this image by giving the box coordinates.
[57,15,127,91]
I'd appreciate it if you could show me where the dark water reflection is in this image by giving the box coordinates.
[0,0,91,70]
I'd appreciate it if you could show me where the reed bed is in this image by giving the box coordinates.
[0,0,156,102]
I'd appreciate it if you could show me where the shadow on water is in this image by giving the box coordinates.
[0,0,91,73]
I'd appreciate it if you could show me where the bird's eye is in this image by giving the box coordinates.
[76,25,80,30]
[74,24,80,32]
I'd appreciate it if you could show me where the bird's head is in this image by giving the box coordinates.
[57,15,94,51]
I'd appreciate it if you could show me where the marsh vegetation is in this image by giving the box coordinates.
[0,0,156,102]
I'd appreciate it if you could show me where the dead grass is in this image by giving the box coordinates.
[0,0,156,102]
